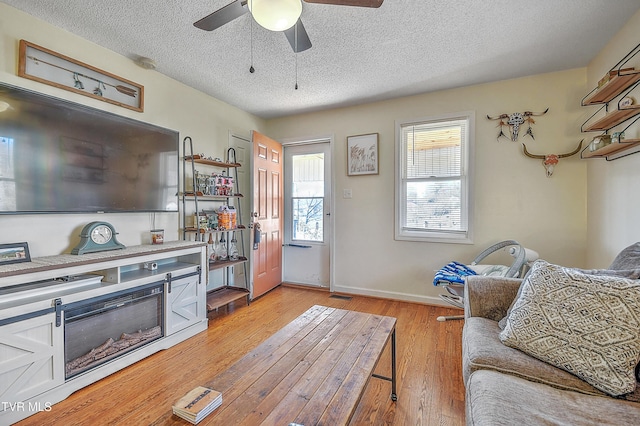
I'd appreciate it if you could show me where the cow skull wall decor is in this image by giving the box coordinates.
[487,108,549,141]
[522,140,583,177]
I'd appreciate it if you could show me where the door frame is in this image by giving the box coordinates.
[281,134,335,292]
[228,131,252,294]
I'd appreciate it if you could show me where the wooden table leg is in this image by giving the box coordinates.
[390,328,397,401]
[372,327,398,401]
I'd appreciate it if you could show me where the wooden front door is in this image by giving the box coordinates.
[252,131,283,298]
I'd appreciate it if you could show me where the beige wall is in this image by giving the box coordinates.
[267,68,587,304]
[0,3,265,257]
[4,2,636,305]
[585,10,640,267]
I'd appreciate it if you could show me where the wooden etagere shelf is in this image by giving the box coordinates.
[181,193,244,200]
[185,155,241,168]
[184,225,247,235]
[206,287,249,311]
[181,137,250,311]
[209,256,248,271]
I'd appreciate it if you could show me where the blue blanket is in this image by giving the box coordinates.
[433,261,477,286]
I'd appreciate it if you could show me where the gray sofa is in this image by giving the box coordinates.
[462,244,640,425]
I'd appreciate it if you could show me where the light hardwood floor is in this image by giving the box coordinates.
[16,285,466,425]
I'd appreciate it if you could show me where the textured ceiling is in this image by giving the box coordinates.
[3,0,640,119]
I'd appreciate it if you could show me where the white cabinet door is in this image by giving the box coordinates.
[165,271,205,335]
[0,311,64,409]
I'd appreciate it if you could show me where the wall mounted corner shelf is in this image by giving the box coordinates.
[582,104,640,132]
[582,69,640,106]
[580,42,640,161]
[580,138,640,160]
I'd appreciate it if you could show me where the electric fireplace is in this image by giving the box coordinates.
[64,283,164,379]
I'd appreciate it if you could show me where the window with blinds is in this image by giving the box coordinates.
[395,112,474,243]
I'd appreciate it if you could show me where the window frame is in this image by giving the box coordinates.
[394,111,475,244]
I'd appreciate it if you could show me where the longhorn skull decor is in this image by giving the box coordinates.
[522,140,583,178]
[487,108,549,141]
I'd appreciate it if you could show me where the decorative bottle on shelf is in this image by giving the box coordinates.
[212,235,222,262]
[228,232,239,261]
[217,234,228,261]
[208,233,216,262]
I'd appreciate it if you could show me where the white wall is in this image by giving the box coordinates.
[585,10,640,267]
[0,3,265,257]
[267,69,587,304]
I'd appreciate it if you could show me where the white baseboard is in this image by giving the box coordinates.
[331,285,457,308]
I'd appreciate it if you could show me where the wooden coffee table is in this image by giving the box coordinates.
[195,305,397,425]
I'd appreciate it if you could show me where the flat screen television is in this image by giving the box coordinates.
[0,83,179,213]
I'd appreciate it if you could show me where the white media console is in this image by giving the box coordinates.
[0,241,208,424]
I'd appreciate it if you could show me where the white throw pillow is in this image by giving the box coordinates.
[499,260,640,396]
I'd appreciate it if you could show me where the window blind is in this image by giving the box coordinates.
[401,119,466,232]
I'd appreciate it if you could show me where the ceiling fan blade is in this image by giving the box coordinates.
[303,0,383,7]
[284,19,312,53]
[194,0,249,31]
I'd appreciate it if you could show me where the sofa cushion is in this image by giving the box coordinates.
[497,267,640,330]
[496,240,640,332]
[610,241,640,270]
[499,260,640,396]
[463,317,605,396]
[466,370,640,426]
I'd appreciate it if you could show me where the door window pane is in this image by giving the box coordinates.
[293,197,323,241]
[292,153,324,197]
[292,153,324,241]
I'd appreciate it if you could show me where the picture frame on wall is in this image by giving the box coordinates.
[0,242,31,265]
[347,133,379,176]
[18,39,144,112]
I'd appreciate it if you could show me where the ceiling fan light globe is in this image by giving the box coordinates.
[248,0,302,32]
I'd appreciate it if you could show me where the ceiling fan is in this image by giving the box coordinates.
[194,0,384,53]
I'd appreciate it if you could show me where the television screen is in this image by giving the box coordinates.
[0,83,179,213]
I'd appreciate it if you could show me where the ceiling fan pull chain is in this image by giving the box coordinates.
[249,14,255,73]
[294,22,299,90]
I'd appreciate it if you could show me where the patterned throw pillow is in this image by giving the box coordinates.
[499,260,640,396]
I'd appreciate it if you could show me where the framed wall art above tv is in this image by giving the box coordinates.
[18,40,144,112]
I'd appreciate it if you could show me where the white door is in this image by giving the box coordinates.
[229,133,251,291]
[283,141,332,288]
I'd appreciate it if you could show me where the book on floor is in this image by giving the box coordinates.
[172,386,222,424]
